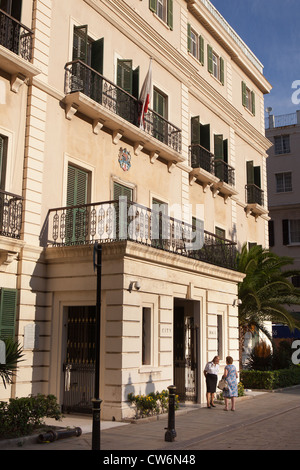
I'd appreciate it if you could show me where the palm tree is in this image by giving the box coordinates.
[236,244,300,367]
[0,338,24,388]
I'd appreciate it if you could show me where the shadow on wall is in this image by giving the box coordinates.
[124,373,156,401]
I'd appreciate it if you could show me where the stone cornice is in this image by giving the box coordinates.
[44,241,245,283]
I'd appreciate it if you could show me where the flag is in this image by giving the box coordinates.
[139,58,152,129]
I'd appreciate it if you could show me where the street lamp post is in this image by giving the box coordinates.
[92,243,102,450]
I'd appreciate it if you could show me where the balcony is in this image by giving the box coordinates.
[189,144,238,200]
[63,60,183,167]
[0,9,40,89]
[0,190,23,239]
[245,184,268,218]
[43,200,237,271]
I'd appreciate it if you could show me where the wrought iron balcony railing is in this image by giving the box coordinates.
[214,160,235,186]
[0,9,33,61]
[43,199,237,270]
[64,60,182,153]
[0,190,23,239]
[189,144,235,186]
[189,144,214,174]
[246,184,264,206]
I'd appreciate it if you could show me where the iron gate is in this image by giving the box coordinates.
[174,308,198,402]
[63,306,96,414]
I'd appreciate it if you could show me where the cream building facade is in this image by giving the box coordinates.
[0,0,271,420]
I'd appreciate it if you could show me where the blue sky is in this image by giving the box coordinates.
[210,0,300,117]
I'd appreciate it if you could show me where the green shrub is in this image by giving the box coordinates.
[0,394,62,439]
[241,365,300,390]
[128,390,179,419]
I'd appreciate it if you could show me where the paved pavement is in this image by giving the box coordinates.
[1,386,300,458]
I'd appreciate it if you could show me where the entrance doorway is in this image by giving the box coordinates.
[173,299,200,403]
[63,306,96,414]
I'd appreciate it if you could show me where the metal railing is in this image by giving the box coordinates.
[246,184,264,206]
[64,60,182,153]
[214,160,235,186]
[189,144,214,174]
[43,199,237,270]
[0,9,33,61]
[189,144,235,186]
[0,190,23,239]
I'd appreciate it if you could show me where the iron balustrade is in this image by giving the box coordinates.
[0,190,23,239]
[189,144,214,174]
[189,144,235,186]
[246,184,264,206]
[0,9,33,61]
[214,159,235,186]
[44,200,237,270]
[64,60,182,153]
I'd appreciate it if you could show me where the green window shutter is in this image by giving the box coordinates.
[282,220,289,246]
[242,81,247,107]
[149,0,157,13]
[117,59,133,95]
[73,25,88,63]
[91,37,104,75]
[254,166,261,188]
[153,89,166,118]
[113,183,133,201]
[167,0,173,30]
[200,124,210,151]
[0,136,4,190]
[199,35,204,65]
[132,66,140,100]
[0,289,17,340]
[223,139,228,163]
[187,23,191,52]
[251,91,256,115]
[220,57,224,85]
[246,161,254,185]
[207,45,213,73]
[67,165,88,206]
[214,134,224,159]
[191,116,201,145]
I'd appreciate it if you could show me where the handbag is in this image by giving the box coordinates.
[218,378,229,390]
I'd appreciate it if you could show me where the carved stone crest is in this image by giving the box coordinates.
[118,148,131,171]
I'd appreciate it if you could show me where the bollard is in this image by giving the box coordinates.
[164,385,177,442]
[38,427,82,443]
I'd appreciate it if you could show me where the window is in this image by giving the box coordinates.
[276,172,292,193]
[283,219,300,245]
[0,0,22,21]
[215,227,225,239]
[187,24,204,64]
[208,45,224,84]
[292,276,300,288]
[268,220,274,247]
[113,182,133,202]
[0,288,17,339]
[0,135,8,191]
[66,164,89,244]
[142,307,152,365]
[116,59,139,98]
[242,82,255,115]
[73,25,104,74]
[153,88,168,143]
[149,0,173,30]
[274,135,290,155]
[217,315,223,360]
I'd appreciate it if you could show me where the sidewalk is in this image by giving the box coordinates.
[1,387,299,452]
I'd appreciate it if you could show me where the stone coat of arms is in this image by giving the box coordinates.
[118,148,131,171]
